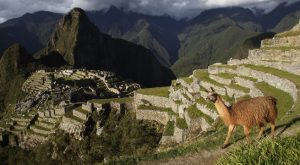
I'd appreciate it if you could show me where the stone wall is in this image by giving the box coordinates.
[36,122,55,129]
[159,126,186,145]
[73,110,88,121]
[30,126,51,135]
[59,116,86,140]
[200,81,226,96]
[54,108,66,115]
[248,49,300,62]
[234,77,264,97]
[261,36,300,48]
[209,75,232,85]
[228,58,300,76]
[82,103,92,112]
[135,109,170,125]
[208,65,298,102]
[196,103,218,120]
[38,111,45,117]
[134,93,171,108]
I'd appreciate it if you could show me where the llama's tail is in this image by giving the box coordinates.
[267,96,278,117]
[267,96,277,105]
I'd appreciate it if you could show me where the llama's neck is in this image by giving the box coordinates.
[214,96,231,124]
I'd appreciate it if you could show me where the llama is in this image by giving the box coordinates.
[206,87,277,148]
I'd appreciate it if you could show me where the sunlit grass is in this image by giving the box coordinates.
[217,134,300,165]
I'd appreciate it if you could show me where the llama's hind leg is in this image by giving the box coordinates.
[256,123,264,140]
[270,122,276,139]
[222,124,235,149]
[243,126,251,144]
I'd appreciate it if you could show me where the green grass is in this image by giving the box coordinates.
[217,134,300,165]
[75,106,90,114]
[244,65,300,86]
[181,77,193,84]
[276,30,300,37]
[255,82,293,120]
[211,64,237,70]
[236,95,251,101]
[176,118,188,129]
[31,125,51,131]
[216,73,236,79]
[164,121,175,136]
[213,69,258,82]
[262,46,300,51]
[89,97,133,104]
[138,105,178,116]
[27,129,48,137]
[237,75,257,82]
[196,96,215,111]
[186,104,214,124]
[194,70,225,87]
[227,83,250,93]
[137,87,170,98]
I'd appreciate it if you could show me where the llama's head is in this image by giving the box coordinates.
[206,87,218,103]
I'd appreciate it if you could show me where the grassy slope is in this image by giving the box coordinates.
[217,133,300,165]
[136,87,169,98]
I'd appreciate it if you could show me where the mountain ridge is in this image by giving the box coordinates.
[1,4,300,76]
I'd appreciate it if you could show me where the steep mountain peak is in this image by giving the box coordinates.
[59,7,92,28]
[46,7,101,66]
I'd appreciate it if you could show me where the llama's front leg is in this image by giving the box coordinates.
[222,124,235,149]
[243,126,251,144]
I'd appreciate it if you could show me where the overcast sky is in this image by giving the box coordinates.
[0,0,298,23]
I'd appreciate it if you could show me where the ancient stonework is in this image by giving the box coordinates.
[135,109,170,125]
[134,93,171,108]
[59,116,86,140]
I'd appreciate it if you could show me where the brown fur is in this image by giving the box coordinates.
[206,88,278,148]
[229,96,277,127]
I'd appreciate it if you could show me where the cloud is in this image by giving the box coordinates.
[71,0,299,19]
[0,0,72,23]
[0,0,298,23]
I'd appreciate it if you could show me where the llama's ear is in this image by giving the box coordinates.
[210,87,215,92]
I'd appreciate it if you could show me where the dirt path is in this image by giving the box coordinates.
[140,149,226,165]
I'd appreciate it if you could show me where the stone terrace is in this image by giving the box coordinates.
[134,21,300,147]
